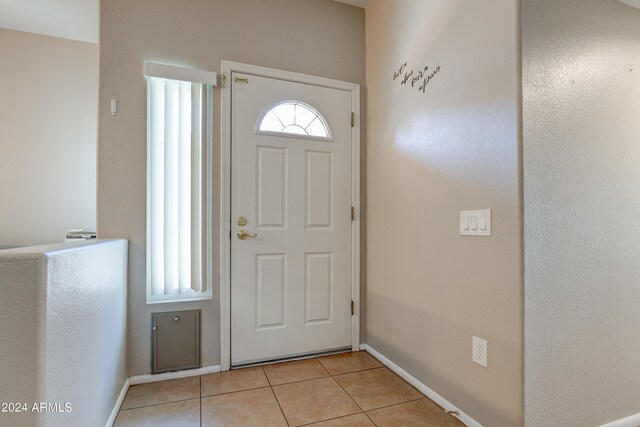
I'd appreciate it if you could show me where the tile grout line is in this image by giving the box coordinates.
[361,351,434,398]
[266,357,381,388]
[118,352,448,426]
[300,358,365,426]
[333,354,431,406]
[364,362,461,420]
[262,365,291,427]
[267,373,332,388]
[119,396,201,412]
[264,357,331,387]
[330,373,363,409]
[268,357,361,427]
[365,396,428,413]
[232,355,380,388]
[364,412,379,426]
[270,359,362,427]
[317,355,384,376]
[328,367,368,420]
[314,357,332,378]
[297,411,367,427]
[326,352,426,425]
[322,352,383,426]
[377,364,425,395]
[201,384,270,399]
[327,367,377,426]
[329,365,385,378]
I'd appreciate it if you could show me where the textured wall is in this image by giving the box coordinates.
[523,0,640,426]
[0,29,97,248]
[0,240,127,427]
[365,1,522,425]
[0,254,42,427]
[98,0,365,375]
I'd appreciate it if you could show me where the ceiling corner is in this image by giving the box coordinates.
[333,0,372,9]
[619,0,640,8]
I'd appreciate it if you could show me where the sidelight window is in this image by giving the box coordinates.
[144,62,216,303]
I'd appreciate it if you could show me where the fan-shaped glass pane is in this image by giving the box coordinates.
[260,111,283,132]
[306,117,329,138]
[295,104,317,128]
[272,103,295,125]
[258,101,330,139]
[282,124,308,135]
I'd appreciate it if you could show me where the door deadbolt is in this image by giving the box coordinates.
[237,216,248,226]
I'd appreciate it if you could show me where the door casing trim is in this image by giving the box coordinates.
[220,61,361,371]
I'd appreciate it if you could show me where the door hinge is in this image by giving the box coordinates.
[351,206,355,221]
[221,72,227,88]
[351,301,355,315]
[229,230,232,239]
[351,112,355,127]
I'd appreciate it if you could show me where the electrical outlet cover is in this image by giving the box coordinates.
[472,336,488,367]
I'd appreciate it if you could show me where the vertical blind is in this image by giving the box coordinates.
[145,63,216,303]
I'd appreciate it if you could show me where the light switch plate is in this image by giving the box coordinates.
[460,210,491,236]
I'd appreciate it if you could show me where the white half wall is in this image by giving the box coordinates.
[0,240,127,427]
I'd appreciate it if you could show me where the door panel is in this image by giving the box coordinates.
[306,151,333,229]
[231,73,352,365]
[255,254,286,330]
[256,147,287,229]
[305,252,333,324]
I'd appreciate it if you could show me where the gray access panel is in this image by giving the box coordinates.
[152,310,200,374]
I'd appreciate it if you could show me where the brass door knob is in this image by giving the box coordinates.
[237,230,258,240]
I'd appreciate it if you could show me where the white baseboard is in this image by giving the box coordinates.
[129,365,221,385]
[360,344,482,427]
[106,378,130,427]
[600,412,640,427]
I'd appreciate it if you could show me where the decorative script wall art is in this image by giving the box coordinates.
[393,62,441,94]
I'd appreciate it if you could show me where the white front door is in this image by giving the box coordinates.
[230,72,353,366]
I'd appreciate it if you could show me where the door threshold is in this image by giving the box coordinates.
[231,347,352,369]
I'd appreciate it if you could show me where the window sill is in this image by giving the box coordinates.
[146,292,212,305]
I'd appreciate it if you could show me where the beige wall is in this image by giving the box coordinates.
[0,29,97,248]
[365,1,522,426]
[523,0,640,425]
[98,0,365,375]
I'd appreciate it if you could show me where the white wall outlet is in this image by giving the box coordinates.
[472,336,488,367]
[460,210,491,236]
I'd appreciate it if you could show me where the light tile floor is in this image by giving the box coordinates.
[115,351,464,427]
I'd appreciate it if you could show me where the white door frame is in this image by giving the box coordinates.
[220,61,361,371]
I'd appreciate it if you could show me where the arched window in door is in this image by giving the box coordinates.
[257,101,331,140]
